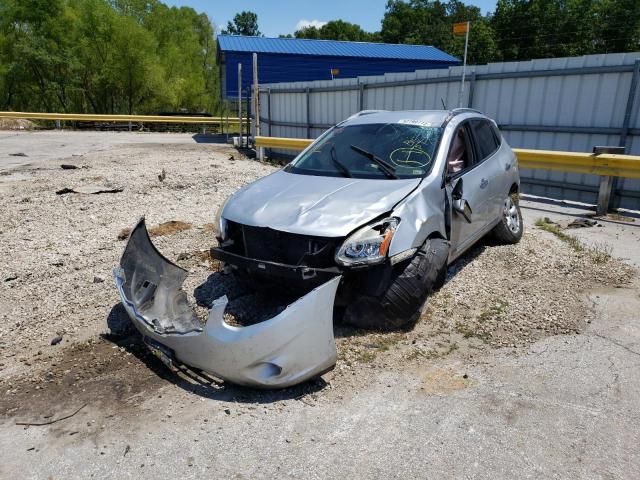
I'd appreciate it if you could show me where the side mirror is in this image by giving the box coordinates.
[450,178,472,223]
[453,198,473,223]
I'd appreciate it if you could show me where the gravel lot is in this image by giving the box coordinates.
[0,132,637,479]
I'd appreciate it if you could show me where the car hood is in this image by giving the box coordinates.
[223,170,421,237]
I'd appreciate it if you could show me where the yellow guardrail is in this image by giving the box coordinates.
[513,149,640,179]
[0,111,240,125]
[255,136,314,150]
[255,136,640,179]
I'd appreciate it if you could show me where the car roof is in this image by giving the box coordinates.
[340,109,483,127]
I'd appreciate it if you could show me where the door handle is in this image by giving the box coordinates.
[480,178,489,189]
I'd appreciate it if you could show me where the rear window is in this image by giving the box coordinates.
[287,123,443,179]
[470,119,500,161]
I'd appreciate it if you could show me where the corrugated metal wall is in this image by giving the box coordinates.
[221,51,455,99]
[255,52,640,211]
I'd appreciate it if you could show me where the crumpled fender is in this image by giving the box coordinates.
[113,218,340,389]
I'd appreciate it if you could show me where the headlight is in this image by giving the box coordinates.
[335,217,399,266]
[214,195,231,241]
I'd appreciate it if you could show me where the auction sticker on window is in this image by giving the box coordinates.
[398,119,433,127]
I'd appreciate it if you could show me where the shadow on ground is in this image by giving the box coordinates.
[104,303,327,405]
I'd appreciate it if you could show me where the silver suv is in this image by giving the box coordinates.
[114,109,522,388]
[213,109,522,328]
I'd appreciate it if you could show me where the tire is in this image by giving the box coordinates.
[492,193,523,244]
[343,238,449,331]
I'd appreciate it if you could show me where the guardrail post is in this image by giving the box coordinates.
[246,87,250,145]
[594,146,625,215]
[55,120,61,130]
[305,87,311,138]
[128,121,132,132]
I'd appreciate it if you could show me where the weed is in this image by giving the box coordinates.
[535,218,584,252]
[356,350,377,363]
[536,217,613,263]
[588,241,612,264]
[455,323,490,342]
[477,299,509,323]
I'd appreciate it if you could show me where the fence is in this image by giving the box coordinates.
[253,52,640,211]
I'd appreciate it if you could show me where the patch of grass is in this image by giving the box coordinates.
[589,241,612,264]
[366,333,404,351]
[535,217,584,252]
[536,217,613,264]
[477,299,508,323]
[455,323,490,342]
[356,350,377,363]
[407,342,458,361]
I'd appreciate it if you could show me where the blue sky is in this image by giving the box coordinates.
[163,0,498,38]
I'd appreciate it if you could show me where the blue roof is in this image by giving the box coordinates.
[217,35,459,63]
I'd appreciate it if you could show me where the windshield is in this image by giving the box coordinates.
[286,123,443,179]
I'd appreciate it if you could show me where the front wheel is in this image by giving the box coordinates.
[343,238,449,331]
[492,193,523,244]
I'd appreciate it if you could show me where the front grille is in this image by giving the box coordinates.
[226,221,341,268]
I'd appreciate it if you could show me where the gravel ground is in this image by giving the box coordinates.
[0,141,274,378]
[1,134,639,479]
[0,136,634,412]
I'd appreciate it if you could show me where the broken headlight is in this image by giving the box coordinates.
[335,217,399,266]
[214,195,231,241]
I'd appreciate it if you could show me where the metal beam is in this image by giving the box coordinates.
[0,111,239,124]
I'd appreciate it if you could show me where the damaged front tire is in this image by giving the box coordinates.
[343,238,449,330]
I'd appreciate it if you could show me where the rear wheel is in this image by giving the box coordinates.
[343,238,449,330]
[492,193,523,244]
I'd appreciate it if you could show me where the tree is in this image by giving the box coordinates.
[222,11,261,36]
[381,0,497,63]
[0,0,221,114]
[295,20,377,42]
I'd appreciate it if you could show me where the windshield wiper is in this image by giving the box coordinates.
[330,146,352,178]
[350,144,397,179]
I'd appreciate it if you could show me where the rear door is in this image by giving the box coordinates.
[468,119,505,225]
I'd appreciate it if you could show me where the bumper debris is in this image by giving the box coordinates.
[113,218,340,388]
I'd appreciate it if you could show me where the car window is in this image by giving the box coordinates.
[470,119,500,161]
[447,125,473,175]
[287,123,443,179]
[491,123,503,146]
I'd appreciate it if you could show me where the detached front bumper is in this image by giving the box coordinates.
[113,218,340,389]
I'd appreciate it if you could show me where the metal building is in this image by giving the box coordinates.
[217,35,459,99]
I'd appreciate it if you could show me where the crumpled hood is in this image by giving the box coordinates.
[223,170,421,237]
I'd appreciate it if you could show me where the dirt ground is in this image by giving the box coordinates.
[0,135,635,425]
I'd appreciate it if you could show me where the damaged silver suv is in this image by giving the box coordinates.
[114,109,522,388]
[212,109,522,328]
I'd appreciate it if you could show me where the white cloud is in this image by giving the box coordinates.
[295,19,327,31]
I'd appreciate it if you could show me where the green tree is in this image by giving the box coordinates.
[0,0,221,114]
[222,10,261,36]
[295,20,377,42]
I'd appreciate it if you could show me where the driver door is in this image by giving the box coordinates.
[446,122,492,259]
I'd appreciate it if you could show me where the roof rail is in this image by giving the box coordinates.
[346,110,388,120]
[451,108,483,115]
[442,108,484,126]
